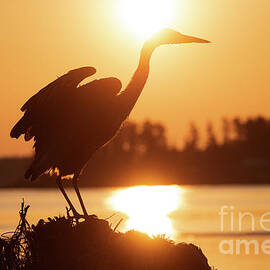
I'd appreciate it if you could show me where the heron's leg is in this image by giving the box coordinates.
[56,176,80,217]
[72,173,88,217]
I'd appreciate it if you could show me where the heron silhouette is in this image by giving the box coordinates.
[10,28,209,218]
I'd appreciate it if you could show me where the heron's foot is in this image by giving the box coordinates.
[66,207,97,223]
[66,207,84,221]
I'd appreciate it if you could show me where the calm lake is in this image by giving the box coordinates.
[1,185,270,270]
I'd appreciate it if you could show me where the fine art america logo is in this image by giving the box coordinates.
[218,206,270,255]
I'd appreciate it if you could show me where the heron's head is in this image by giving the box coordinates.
[146,28,210,48]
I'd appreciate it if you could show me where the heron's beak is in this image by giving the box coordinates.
[176,33,210,44]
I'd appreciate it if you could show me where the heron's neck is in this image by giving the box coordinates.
[117,44,156,119]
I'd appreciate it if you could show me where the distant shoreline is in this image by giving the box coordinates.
[1,183,270,189]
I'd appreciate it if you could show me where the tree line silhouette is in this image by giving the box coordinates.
[2,116,270,187]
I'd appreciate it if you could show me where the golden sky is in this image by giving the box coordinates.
[1,0,270,156]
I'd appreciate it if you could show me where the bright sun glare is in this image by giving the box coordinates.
[109,185,183,237]
[119,0,175,39]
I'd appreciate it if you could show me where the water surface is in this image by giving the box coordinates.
[1,185,269,270]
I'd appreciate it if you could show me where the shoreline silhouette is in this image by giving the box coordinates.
[3,116,270,188]
[0,202,215,270]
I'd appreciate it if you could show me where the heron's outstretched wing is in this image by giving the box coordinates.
[10,66,96,140]
[10,68,123,181]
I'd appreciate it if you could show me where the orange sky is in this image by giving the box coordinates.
[1,0,270,156]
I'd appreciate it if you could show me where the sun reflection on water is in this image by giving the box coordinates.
[109,185,183,237]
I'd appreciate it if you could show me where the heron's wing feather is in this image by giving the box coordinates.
[76,77,122,108]
[21,66,96,112]
[10,66,96,140]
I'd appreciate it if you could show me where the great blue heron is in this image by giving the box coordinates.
[10,28,209,218]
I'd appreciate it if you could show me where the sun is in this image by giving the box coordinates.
[118,0,175,39]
